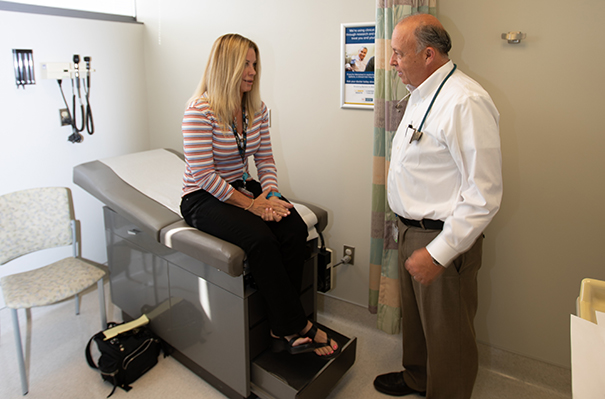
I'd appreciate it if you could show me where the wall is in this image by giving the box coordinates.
[439,0,605,367]
[3,0,601,371]
[0,9,149,306]
[136,0,605,368]
[135,0,377,306]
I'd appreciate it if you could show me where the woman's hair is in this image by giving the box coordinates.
[189,33,262,126]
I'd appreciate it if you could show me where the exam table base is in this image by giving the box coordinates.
[105,207,355,399]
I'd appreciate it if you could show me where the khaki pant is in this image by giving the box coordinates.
[398,220,483,399]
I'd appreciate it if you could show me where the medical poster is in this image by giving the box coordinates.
[341,22,375,109]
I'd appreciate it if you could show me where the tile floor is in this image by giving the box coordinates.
[0,282,572,399]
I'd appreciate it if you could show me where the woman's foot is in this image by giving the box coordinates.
[300,321,341,358]
[270,331,314,354]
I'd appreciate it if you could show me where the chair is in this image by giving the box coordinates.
[0,187,107,395]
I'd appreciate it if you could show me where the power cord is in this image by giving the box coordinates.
[57,79,82,143]
[333,255,352,267]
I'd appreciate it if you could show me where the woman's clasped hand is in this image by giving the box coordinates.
[248,189,292,222]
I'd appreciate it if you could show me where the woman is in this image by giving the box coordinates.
[180,33,339,358]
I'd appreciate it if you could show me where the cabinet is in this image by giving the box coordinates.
[103,206,355,399]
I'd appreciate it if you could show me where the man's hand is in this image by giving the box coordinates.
[404,247,445,286]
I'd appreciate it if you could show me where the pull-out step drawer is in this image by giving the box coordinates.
[251,325,356,399]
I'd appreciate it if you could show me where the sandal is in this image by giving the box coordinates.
[271,335,316,355]
[301,322,341,359]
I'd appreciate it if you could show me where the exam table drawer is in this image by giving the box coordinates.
[105,208,173,257]
[251,325,357,399]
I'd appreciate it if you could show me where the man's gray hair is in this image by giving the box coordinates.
[415,24,451,55]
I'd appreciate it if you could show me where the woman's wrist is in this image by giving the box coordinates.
[244,198,255,211]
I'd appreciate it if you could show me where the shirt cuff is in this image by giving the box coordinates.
[261,183,279,193]
[426,234,459,267]
[221,184,236,202]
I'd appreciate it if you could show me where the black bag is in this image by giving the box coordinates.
[86,322,164,397]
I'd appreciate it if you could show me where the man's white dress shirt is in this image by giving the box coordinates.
[388,61,503,266]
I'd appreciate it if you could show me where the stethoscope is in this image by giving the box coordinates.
[394,64,457,143]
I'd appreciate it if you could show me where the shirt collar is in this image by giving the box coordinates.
[407,60,454,101]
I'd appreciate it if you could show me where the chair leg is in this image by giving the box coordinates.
[11,308,28,395]
[98,279,107,330]
[75,293,81,315]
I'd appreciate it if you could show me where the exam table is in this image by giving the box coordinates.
[73,149,356,399]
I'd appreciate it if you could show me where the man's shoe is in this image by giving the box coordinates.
[373,371,426,397]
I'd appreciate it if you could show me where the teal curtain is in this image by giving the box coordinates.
[369,0,436,334]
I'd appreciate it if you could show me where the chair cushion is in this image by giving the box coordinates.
[0,257,105,309]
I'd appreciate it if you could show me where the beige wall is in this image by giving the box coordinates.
[439,0,605,367]
[135,0,605,368]
[8,0,596,370]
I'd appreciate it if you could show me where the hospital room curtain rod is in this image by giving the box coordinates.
[0,1,140,24]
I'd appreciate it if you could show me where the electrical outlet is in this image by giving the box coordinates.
[343,245,355,265]
[59,108,71,126]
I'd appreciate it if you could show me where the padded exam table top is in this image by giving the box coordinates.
[73,148,327,277]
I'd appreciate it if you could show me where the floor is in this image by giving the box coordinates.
[0,281,572,399]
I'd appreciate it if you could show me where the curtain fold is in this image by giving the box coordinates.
[369,0,436,334]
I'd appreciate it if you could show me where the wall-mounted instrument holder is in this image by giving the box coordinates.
[40,60,95,80]
[13,49,35,88]
[501,31,527,44]
[41,55,96,143]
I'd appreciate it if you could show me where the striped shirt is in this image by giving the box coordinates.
[182,96,278,201]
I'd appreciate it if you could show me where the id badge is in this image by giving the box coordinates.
[237,187,254,198]
[407,125,423,143]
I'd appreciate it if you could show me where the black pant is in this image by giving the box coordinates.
[180,181,309,336]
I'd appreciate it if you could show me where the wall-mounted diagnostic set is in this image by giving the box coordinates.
[41,55,95,143]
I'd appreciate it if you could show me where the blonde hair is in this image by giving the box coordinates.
[188,33,262,126]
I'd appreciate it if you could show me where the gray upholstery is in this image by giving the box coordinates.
[73,149,328,277]
[73,160,180,241]
[160,220,246,277]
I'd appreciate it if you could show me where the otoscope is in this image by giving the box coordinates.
[72,54,85,133]
[84,56,94,134]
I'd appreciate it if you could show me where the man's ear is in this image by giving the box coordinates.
[424,47,436,64]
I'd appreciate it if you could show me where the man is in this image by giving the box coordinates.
[346,46,368,71]
[374,14,502,399]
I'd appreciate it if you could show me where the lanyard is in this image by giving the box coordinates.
[410,64,457,142]
[231,108,249,181]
